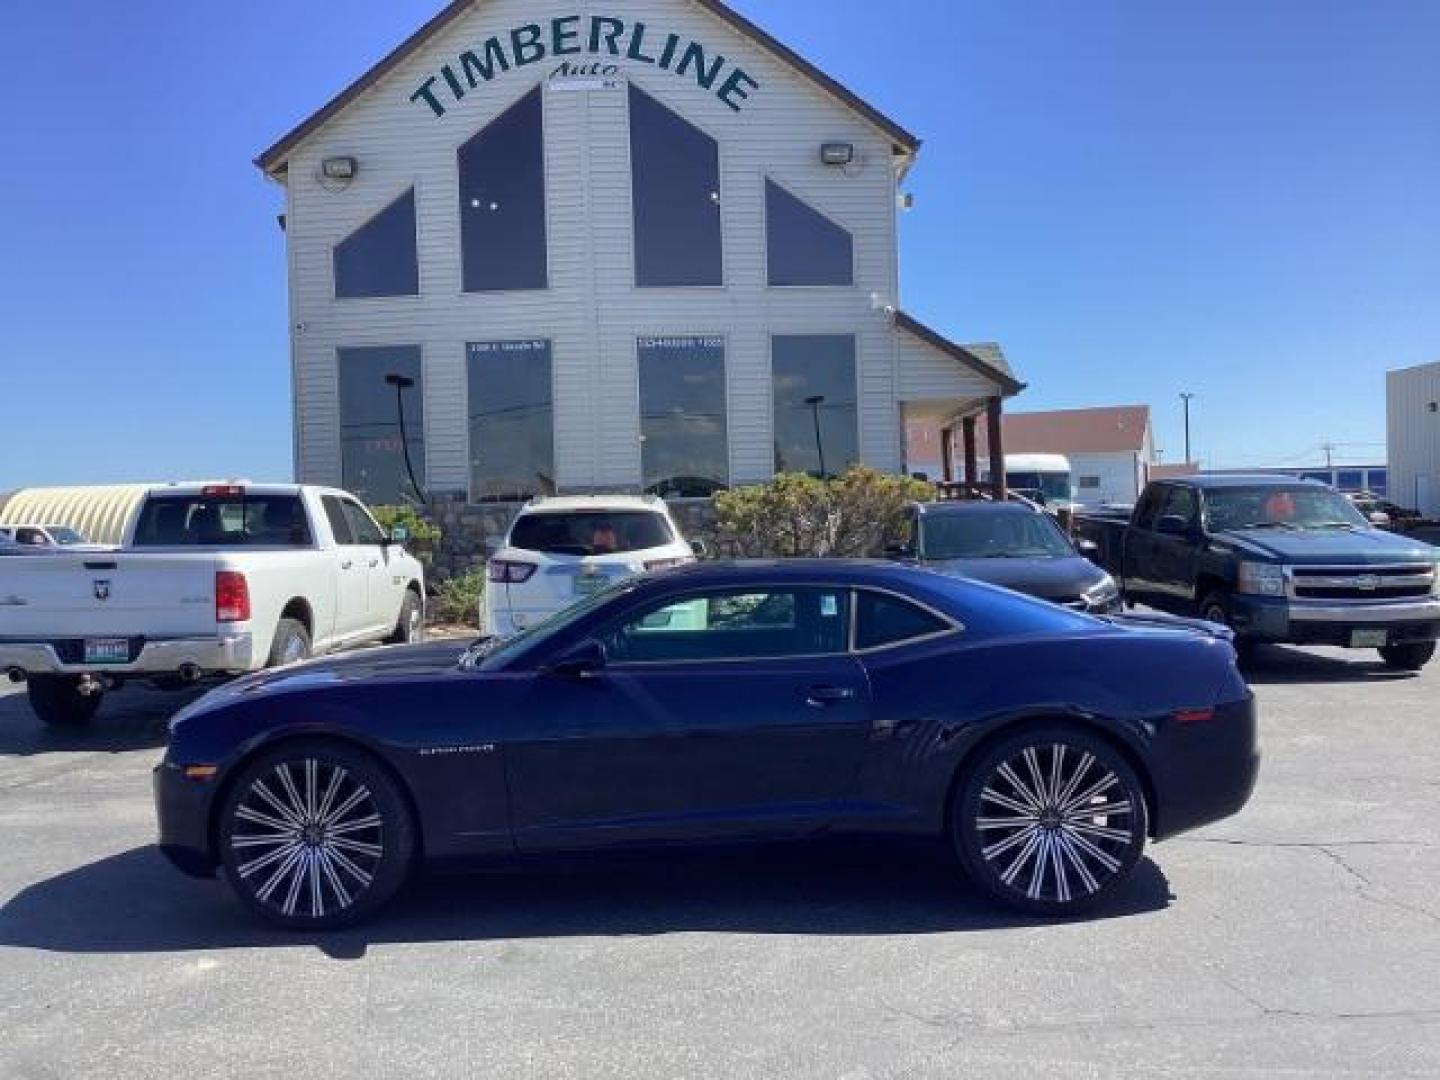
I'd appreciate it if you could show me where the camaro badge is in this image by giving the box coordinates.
[93,580,112,601]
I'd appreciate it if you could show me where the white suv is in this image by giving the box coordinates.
[482,496,699,637]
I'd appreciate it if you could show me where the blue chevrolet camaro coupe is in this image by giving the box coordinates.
[155,560,1259,928]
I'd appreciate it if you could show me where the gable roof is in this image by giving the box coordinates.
[256,0,921,176]
[977,405,1153,455]
[894,311,1025,397]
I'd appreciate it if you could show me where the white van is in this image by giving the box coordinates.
[983,454,1077,509]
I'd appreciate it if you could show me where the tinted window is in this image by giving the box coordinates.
[338,346,425,506]
[333,188,419,298]
[856,591,950,650]
[48,526,85,544]
[1159,486,1199,524]
[508,511,673,556]
[322,496,352,544]
[15,527,47,545]
[920,511,1074,559]
[639,336,728,498]
[1203,486,1367,531]
[468,340,555,502]
[766,179,853,286]
[1133,486,1165,529]
[341,500,386,546]
[772,335,858,478]
[460,87,547,291]
[630,85,722,287]
[132,495,313,547]
[602,588,849,663]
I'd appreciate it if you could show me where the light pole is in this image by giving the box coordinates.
[804,395,827,479]
[385,372,425,504]
[1180,392,1195,464]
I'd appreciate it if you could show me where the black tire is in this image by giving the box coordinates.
[27,676,103,727]
[952,725,1148,917]
[386,590,424,645]
[267,618,311,668]
[217,740,415,930]
[1199,591,1256,663]
[1378,641,1435,672]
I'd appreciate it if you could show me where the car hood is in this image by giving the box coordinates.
[1216,527,1438,565]
[923,555,1108,600]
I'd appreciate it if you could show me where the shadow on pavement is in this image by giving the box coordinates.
[1241,645,1420,685]
[0,684,209,757]
[0,840,1172,958]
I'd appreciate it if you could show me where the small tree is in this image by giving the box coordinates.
[714,467,934,558]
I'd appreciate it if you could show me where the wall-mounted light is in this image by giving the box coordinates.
[321,156,358,181]
[820,142,855,166]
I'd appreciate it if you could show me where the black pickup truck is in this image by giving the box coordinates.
[1075,475,1440,669]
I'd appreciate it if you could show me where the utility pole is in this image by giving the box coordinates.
[1321,443,1335,470]
[1179,393,1195,464]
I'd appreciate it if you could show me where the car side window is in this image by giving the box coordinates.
[855,590,951,650]
[341,500,387,547]
[322,496,353,545]
[601,587,850,664]
[1134,486,1165,530]
[1160,486,1199,524]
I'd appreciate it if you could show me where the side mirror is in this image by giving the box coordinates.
[389,525,410,544]
[689,538,708,558]
[545,639,607,678]
[1155,514,1192,537]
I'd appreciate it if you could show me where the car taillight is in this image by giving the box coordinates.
[202,484,246,498]
[644,557,692,572]
[488,559,537,584]
[215,571,251,623]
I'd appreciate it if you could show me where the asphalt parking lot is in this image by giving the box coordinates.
[2,647,1438,1079]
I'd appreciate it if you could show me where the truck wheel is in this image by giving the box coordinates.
[386,591,424,645]
[1199,592,1256,663]
[27,676,103,727]
[267,618,312,668]
[1378,641,1435,672]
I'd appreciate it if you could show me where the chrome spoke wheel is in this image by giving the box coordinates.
[974,741,1138,907]
[229,759,384,920]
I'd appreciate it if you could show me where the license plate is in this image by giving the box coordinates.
[84,638,130,664]
[1350,628,1388,648]
[573,575,607,596]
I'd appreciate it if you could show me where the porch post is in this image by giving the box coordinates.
[986,396,1005,500]
[961,416,979,487]
[940,426,955,482]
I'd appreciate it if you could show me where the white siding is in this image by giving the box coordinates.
[277,0,983,494]
[1070,451,1142,506]
[1387,361,1440,516]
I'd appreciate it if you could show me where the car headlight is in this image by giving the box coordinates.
[1237,561,1286,597]
[1083,575,1120,607]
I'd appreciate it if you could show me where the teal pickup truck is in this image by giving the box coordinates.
[1075,475,1440,669]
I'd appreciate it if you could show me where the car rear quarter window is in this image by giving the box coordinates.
[855,591,951,650]
[132,495,313,547]
[509,511,674,556]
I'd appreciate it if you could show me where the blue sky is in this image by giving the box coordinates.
[2,0,1436,489]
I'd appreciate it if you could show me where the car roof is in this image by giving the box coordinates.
[1166,474,1330,490]
[653,558,926,586]
[517,495,667,515]
[912,500,1038,516]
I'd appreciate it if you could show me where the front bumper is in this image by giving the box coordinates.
[1229,595,1440,647]
[1150,694,1260,840]
[153,760,218,877]
[0,633,256,677]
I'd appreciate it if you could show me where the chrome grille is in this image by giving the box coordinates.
[1288,564,1435,602]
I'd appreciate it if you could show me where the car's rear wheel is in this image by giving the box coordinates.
[1378,641,1435,672]
[27,675,103,727]
[217,742,415,929]
[386,590,424,645]
[953,726,1148,917]
[267,618,311,668]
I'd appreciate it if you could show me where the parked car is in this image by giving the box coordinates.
[156,559,1258,929]
[1074,475,1440,669]
[482,495,700,637]
[0,523,92,549]
[0,483,425,726]
[892,501,1120,613]
[1344,491,1420,527]
[981,453,1078,512]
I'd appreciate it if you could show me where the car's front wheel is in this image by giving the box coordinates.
[217,741,415,929]
[1378,641,1435,672]
[27,675,103,727]
[953,726,1148,917]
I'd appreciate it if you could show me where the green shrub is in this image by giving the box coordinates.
[430,570,484,627]
[714,466,934,558]
[371,504,442,545]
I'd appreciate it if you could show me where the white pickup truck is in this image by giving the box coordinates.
[0,483,425,726]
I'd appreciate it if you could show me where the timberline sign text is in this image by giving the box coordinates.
[410,14,760,117]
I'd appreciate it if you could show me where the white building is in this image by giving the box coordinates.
[256,0,1023,507]
[1387,360,1440,516]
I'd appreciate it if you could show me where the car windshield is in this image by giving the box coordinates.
[1006,471,1072,503]
[132,495,315,547]
[1203,486,1370,531]
[921,511,1075,559]
[508,510,674,556]
[471,579,640,671]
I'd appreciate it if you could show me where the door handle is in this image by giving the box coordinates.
[806,685,857,708]
[340,560,353,570]
[368,559,379,568]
